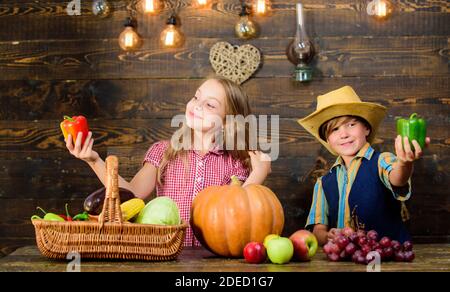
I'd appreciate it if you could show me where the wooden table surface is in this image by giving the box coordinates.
[0,244,448,272]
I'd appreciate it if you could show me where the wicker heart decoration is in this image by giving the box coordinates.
[209,42,261,85]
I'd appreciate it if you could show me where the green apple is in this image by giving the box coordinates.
[263,234,280,249]
[266,237,294,264]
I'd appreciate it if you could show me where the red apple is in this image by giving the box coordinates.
[243,242,267,264]
[289,229,318,262]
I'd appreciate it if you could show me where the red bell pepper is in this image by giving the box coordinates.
[60,115,89,146]
[58,214,71,221]
[58,203,73,221]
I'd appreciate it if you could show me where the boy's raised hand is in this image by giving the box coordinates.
[66,131,99,163]
[394,135,430,164]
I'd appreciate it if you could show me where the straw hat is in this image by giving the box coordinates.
[297,86,387,156]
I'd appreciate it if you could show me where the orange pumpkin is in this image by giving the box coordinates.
[191,176,285,257]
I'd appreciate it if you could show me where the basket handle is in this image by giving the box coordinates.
[99,155,123,225]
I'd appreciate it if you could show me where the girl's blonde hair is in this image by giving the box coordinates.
[157,77,252,185]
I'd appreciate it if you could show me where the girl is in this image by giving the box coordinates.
[65,77,272,246]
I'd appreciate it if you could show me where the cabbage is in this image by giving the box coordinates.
[136,197,181,225]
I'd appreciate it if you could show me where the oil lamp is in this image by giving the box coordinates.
[286,3,314,82]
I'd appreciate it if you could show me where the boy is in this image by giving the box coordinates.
[298,86,430,245]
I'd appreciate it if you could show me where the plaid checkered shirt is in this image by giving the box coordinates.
[143,140,250,246]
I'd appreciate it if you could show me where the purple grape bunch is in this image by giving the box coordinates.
[323,227,415,264]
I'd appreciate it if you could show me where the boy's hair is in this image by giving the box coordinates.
[319,115,371,141]
[157,76,252,185]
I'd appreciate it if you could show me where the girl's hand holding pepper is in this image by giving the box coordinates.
[66,131,99,164]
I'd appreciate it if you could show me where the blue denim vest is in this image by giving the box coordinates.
[322,151,411,243]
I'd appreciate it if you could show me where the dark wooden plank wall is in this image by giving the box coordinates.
[0,0,449,247]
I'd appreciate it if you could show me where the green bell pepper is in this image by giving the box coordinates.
[32,207,65,222]
[396,113,427,150]
[73,211,89,221]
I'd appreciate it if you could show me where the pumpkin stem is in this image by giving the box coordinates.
[230,175,242,186]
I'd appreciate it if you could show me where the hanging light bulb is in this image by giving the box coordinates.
[92,0,111,18]
[160,14,185,48]
[252,0,271,16]
[118,17,142,51]
[140,0,163,15]
[92,0,111,17]
[367,0,393,19]
[235,3,258,39]
[286,3,314,82]
[195,0,210,9]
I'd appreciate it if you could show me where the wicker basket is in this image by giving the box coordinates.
[32,155,188,261]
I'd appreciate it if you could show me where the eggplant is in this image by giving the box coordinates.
[83,187,136,215]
